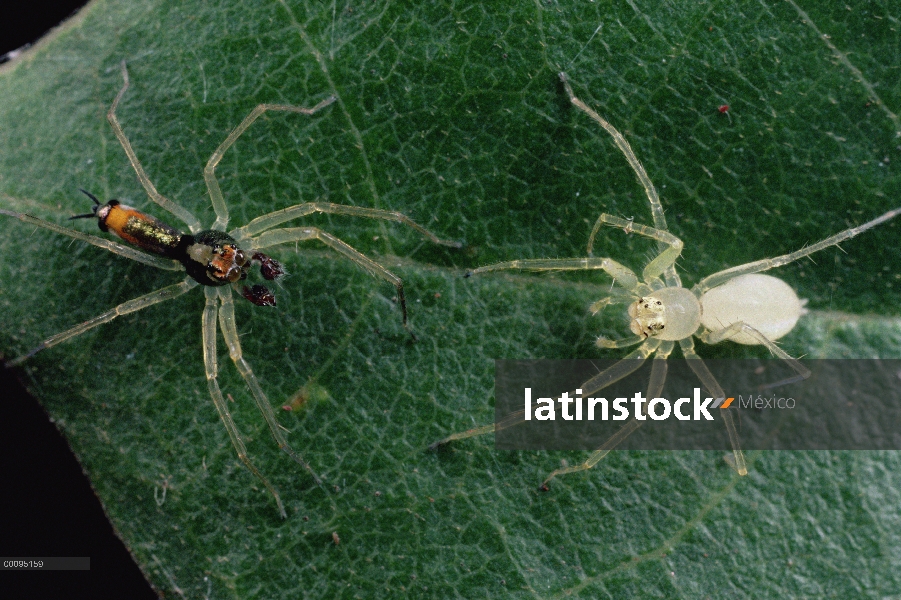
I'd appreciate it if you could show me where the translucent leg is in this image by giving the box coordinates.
[588,292,633,315]
[7,278,197,367]
[596,336,644,349]
[701,321,810,382]
[249,226,411,325]
[679,337,747,476]
[693,206,901,295]
[427,409,525,449]
[429,338,661,448]
[541,339,671,488]
[215,286,320,483]
[108,62,202,233]
[559,72,666,232]
[468,256,645,294]
[201,287,286,518]
[586,214,683,282]
[0,210,182,272]
[576,337,661,398]
[559,71,681,288]
[204,97,337,232]
[231,201,461,248]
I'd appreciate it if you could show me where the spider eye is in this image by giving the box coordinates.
[234,249,248,267]
[225,265,245,283]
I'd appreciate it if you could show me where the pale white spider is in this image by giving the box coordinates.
[433,72,901,486]
[1,62,459,517]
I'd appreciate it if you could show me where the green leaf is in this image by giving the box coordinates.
[2,0,900,596]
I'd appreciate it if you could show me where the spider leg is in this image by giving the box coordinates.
[249,226,411,326]
[0,210,182,272]
[466,254,652,367]
[588,292,633,315]
[204,97,337,232]
[108,62,202,233]
[468,257,646,294]
[7,278,196,367]
[595,336,645,349]
[693,206,901,295]
[679,337,748,476]
[427,409,525,449]
[578,337,663,397]
[230,200,460,248]
[430,338,662,459]
[586,214,683,282]
[559,72,667,232]
[541,338,670,488]
[201,287,286,518]
[559,71,681,288]
[701,321,810,383]
[215,286,321,484]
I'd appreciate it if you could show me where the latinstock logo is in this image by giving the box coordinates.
[494,359,898,451]
[522,388,745,422]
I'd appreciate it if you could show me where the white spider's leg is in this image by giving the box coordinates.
[427,409,525,449]
[108,62,202,233]
[201,287,286,518]
[249,226,411,325]
[204,97,337,232]
[679,337,747,476]
[0,210,184,271]
[559,72,666,231]
[230,201,460,248]
[215,286,321,484]
[560,72,683,288]
[693,206,901,296]
[578,337,662,397]
[541,339,670,487]
[595,336,645,349]
[468,257,646,294]
[586,214,683,282]
[7,278,197,367]
[429,338,662,450]
[588,292,634,315]
[701,321,810,382]
[469,256,655,346]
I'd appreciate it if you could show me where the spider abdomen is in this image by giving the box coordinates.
[699,274,808,344]
[95,199,185,258]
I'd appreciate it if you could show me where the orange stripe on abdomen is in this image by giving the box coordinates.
[101,203,184,257]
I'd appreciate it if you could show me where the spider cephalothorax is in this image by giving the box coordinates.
[622,287,702,341]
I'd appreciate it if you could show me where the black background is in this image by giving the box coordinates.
[1,2,90,58]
